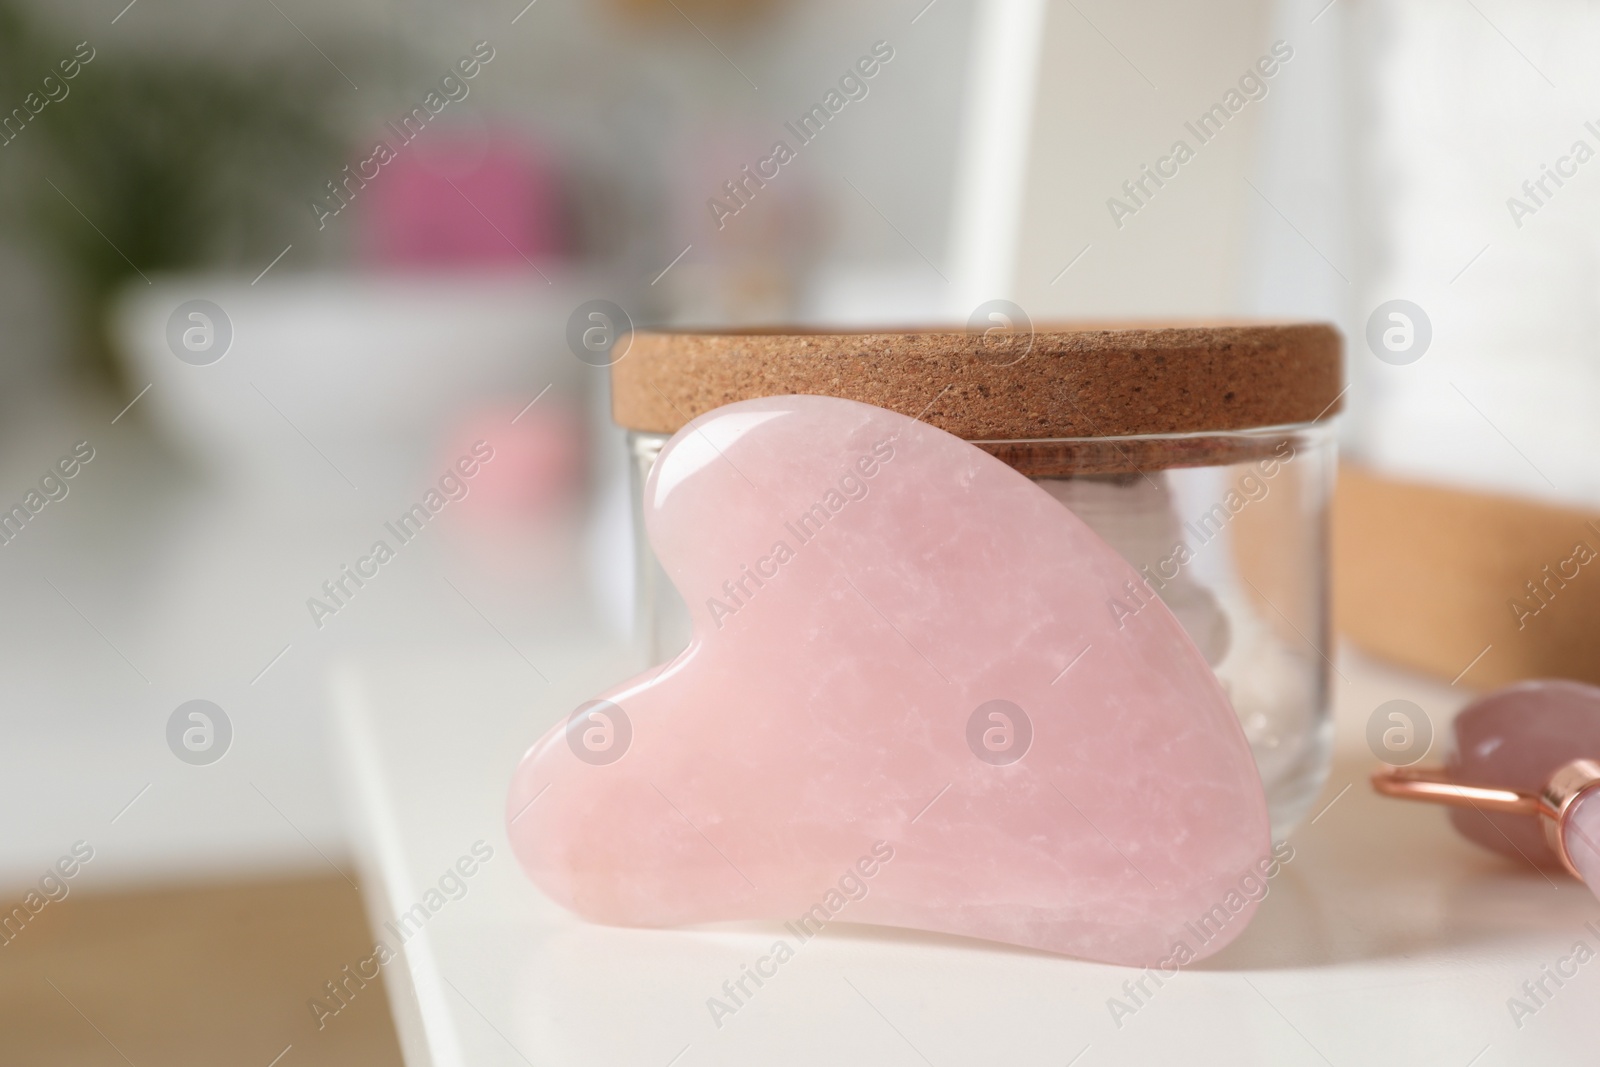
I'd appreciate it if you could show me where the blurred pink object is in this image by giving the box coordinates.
[506,396,1272,966]
[359,134,564,268]
[442,400,582,517]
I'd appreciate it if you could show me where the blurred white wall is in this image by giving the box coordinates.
[951,0,1349,328]
[1350,0,1600,510]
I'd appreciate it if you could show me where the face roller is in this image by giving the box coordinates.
[1372,680,1600,893]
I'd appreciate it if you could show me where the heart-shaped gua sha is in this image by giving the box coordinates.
[508,396,1271,966]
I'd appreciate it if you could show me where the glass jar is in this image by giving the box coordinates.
[613,325,1341,837]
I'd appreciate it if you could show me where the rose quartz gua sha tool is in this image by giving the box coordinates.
[507,395,1273,966]
[1372,680,1600,895]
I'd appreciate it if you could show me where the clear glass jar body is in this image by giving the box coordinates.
[626,422,1336,838]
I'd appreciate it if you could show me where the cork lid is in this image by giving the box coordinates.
[611,322,1343,442]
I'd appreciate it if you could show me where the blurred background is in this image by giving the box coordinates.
[2,0,1597,1062]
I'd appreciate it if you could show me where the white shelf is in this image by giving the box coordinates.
[334,641,1595,1066]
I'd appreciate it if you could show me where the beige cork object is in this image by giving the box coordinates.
[1334,465,1600,689]
[611,322,1343,474]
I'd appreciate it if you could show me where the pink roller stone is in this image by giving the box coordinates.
[507,395,1272,966]
[1446,680,1600,865]
[1563,788,1600,899]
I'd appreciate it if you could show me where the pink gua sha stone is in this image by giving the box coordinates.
[507,395,1272,966]
[1446,680,1600,865]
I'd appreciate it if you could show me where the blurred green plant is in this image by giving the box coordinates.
[0,2,349,387]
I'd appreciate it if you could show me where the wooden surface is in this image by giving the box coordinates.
[0,874,403,1067]
[1334,464,1600,688]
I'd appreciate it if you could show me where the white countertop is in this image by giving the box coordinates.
[334,642,1600,1067]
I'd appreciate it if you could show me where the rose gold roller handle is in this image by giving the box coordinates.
[1370,759,1600,879]
[1370,765,1546,817]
